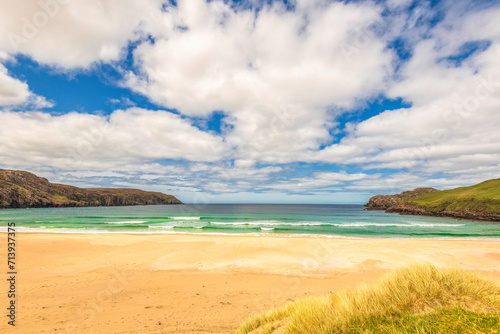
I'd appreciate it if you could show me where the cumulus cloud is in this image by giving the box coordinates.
[0,63,30,105]
[128,0,390,113]
[0,63,54,108]
[264,171,371,192]
[0,108,226,170]
[1,0,499,200]
[0,0,163,68]
[0,0,162,108]
[307,3,500,187]
[125,0,392,162]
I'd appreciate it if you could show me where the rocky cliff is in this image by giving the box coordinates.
[386,202,500,221]
[0,169,182,209]
[365,187,439,210]
[366,179,500,222]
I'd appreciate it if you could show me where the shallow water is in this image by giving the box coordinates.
[1,204,500,238]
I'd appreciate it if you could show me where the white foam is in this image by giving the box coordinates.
[210,222,248,225]
[148,225,174,229]
[207,221,464,228]
[170,217,201,220]
[295,222,326,226]
[0,226,255,237]
[106,220,148,225]
[260,227,275,231]
[329,222,465,227]
[408,223,465,227]
[1,227,498,241]
[210,221,326,226]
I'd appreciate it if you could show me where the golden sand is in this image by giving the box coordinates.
[1,233,499,333]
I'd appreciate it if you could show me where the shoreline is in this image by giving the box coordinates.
[2,229,500,241]
[367,205,500,223]
[1,233,500,333]
[387,207,500,222]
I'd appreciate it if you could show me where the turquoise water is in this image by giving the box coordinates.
[1,204,500,238]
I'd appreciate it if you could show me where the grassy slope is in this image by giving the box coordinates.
[406,179,500,215]
[366,187,438,210]
[236,264,500,334]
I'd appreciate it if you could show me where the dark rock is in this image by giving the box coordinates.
[0,169,182,209]
[387,203,500,222]
[365,188,439,210]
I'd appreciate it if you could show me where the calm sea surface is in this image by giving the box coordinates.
[1,204,500,238]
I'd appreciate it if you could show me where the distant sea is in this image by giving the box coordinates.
[1,204,500,239]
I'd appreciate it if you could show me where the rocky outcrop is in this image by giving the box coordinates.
[387,201,500,222]
[366,179,500,222]
[0,169,182,209]
[365,188,439,210]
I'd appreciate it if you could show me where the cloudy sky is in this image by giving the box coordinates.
[0,0,499,204]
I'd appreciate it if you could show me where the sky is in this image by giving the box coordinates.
[0,0,499,204]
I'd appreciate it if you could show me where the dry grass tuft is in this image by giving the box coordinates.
[236,264,500,334]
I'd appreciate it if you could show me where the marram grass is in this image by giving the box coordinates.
[235,264,500,333]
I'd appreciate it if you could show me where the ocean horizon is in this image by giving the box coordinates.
[2,204,499,239]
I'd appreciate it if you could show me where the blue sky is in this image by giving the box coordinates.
[0,0,499,203]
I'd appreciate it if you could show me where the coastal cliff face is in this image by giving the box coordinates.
[366,179,500,222]
[386,203,500,221]
[0,169,182,209]
[365,188,439,210]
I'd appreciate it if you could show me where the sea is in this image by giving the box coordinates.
[2,204,500,239]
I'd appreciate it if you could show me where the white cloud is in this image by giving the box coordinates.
[108,97,136,107]
[1,0,499,200]
[124,0,392,163]
[307,4,500,185]
[0,108,226,170]
[0,63,31,105]
[0,0,164,68]
[385,0,413,11]
[128,0,390,114]
[0,63,54,108]
[264,171,371,192]
[0,0,164,109]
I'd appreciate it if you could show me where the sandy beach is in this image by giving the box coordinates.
[1,233,500,333]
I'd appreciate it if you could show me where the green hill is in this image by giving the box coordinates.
[236,264,500,334]
[365,187,439,210]
[388,179,500,221]
[366,179,500,222]
[0,169,182,209]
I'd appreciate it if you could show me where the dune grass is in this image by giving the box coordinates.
[406,179,500,215]
[235,264,500,333]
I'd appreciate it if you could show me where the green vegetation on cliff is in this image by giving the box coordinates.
[236,264,500,334]
[367,179,500,221]
[405,179,500,215]
[365,187,439,210]
[0,169,182,209]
